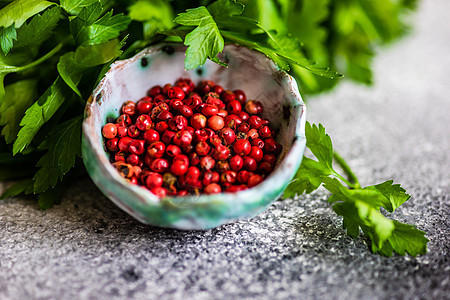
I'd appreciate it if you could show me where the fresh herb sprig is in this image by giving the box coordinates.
[0,0,426,256]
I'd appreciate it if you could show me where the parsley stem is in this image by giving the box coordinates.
[14,37,71,73]
[333,151,361,189]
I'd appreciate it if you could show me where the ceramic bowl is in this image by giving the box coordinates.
[82,43,306,230]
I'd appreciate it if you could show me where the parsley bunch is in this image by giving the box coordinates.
[0,0,426,256]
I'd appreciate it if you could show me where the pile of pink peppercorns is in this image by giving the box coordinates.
[101,78,282,198]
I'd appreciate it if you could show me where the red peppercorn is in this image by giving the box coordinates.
[185,95,202,110]
[193,129,208,142]
[182,166,200,186]
[227,185,247,193]
[248,115,263,129]
[147,141,166,158]
[117,114,132,127]
[168,115,188,131]
[163,83,172,95]
[127,154,140,166]
[201,104,219,117]
[106,138,119,152]
[213,144,230,161]
[102,123,117,139]
[263,154,277,165]
[200,156,215,170]
[173,130,192,146]
[220,171,236,184]
[237,170,252,184]
[170,159,188,176]
[238,111,249,121]
[204,183,221,194]
[167,87,185,100]
[217,109,228,118]
[166,144,181,157]
[148,85,162,97]
[233,89,246,104]
[150,158,169,173]
[191,113,207,129]
[153,94,166,104]
[221,90,235,103]
[195,141,211,156]
[157,110,173,121]
[189,152,200,166]
[246,129,259,140]
[114,151,126,162]
[197,80,215,94]
[118,137,133,151]
[146,172,163,189]
[136,98,153,114]
[169,99,183,111]
[251,138,265,149]
[264,138,282,155]
[155,121,168,133]
[213,85,224,94]
[248,174,263,188]
[229,155,243,171]
[227,100,242,114]
[219,128,236,145]
[143,129,160,144]
[136,114,153,131]
[259,125,273,138]
[161,130,175,144]
[245,100,263,115]
[242,156,257,172]
[237,122,250,133]
[150,186,167,198]
[122,101,136,115]
[117,126,128,138]
[216,160,230,172]
[208,115,225,131]
[129,140,145,155]
[178,105,193,118]
[249,146,263,162]
[224,114,242,130]
[233,139,251,156]
[205,96,225,109]
[258,161,273,174]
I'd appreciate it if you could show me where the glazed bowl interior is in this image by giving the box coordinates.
[82,44,306,230]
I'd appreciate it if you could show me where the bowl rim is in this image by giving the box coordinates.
[82,43,306,208]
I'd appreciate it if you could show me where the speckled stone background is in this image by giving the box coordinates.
[1,0,449,299]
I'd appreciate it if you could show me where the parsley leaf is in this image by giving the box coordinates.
[60,0,100,15]
[58,39,123,96]
[33,115,82,193]
[14,6,61,49]
[128,0,174,40]
[0,24,17,55]
[284,122,428,256]
[174,6,224,69]
[38,181,66,209]
[70,4,131,46]
[0,0,55,28]
[13,78,68,155]
[0,79,38,144]
[0,179,34,200]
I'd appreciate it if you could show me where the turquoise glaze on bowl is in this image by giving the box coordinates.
[82,44,306,230]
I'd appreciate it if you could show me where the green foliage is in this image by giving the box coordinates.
[284,122,428,256]
[0,0,424,256]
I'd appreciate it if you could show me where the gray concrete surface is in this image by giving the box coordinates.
[1,0,449,299]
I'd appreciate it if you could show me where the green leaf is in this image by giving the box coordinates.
[71,6,131,45]
[0,24,16,55]
[0,79,38,143]
[0,0,55,28]
[365,180,411,213]
[58,38,123,96]
[385,221,428,256]
[207,0,244,20]
[128,0,174,40]
[33,115,82,193]
[38,182,66,209]
[60,0,99,15]
[174,6,225,69]
[14,6,61,48]
[13,78,67,155]
[0,179,34,200]
[283,157,332,198]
